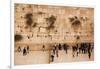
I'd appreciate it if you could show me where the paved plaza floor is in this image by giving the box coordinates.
[14,49,94,65]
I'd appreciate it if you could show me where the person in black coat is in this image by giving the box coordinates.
[63,44,68,54]
[23,47,27,56]
[51,55,54,62]
[88,43,91,59]
[58,44,62,50]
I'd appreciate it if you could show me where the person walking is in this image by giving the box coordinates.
[51,55,54,62]
[88,44,91,59]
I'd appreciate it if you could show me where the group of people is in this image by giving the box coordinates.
[72,43,93,59]
[17,45,30,56]
[16,42,93,62]
[50,43,69,62]
[50,43,93,62]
